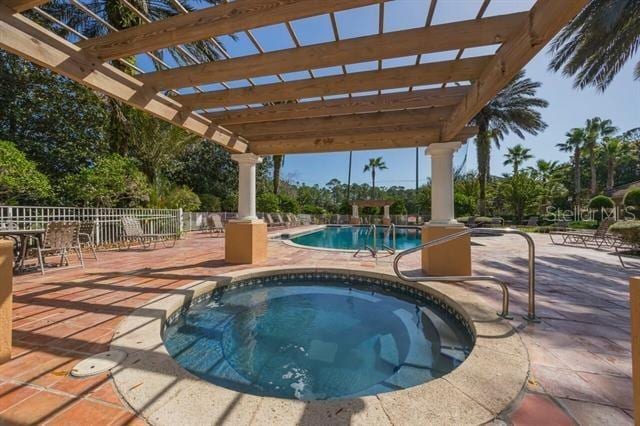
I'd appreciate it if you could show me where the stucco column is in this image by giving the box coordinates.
[226,153,267,264]
[0,240,13,364]
[422,142,471,276]
[383,205,391,225]
[427,142,461,226]
[231,153,262,222]
[352,205,359,218]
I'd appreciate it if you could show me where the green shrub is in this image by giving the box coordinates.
[623,188,640,207]
[256,192,279,213]
[569,220,598,230]
[164,186,200,211]
[278,194,300,213]
[0,140,53,204]
[609,221,640,247]
[588,195,614,209]
[301,204,326,215]
[198,194,221,212]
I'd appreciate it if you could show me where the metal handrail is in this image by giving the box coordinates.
[355,224,376,257]
[393,227,538,321]
[382,223,396,254]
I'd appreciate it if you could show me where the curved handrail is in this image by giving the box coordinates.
[354,224,376,257]
[393,227,537,321]
[382,223,396,254]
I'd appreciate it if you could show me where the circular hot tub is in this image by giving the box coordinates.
[163,272,473,400]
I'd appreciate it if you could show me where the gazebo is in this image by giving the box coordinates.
[350,200,394,225]
[0,0,587,277]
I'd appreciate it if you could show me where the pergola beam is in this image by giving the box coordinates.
[249,127,479,155]
[227,107,455,138]
[442,0,590,140]
[0,6,248,153]
[77,0,383,61]
[6,0,48,13]
[139,12,526,91]
[179,56,490,109]
[203,87,468,125]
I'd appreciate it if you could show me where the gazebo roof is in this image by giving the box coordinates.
[351,199,394,208]
[1,0,586,155]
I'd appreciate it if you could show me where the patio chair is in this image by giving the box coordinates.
[286,213,299,227]
[276,213,290,228]
[466,216,478,228]
[266,214,285,227]
[79,221,98,260]
[119,216,177,250]
[523,216,539,227]
[208,214,224,236]
[29,221,84,275]
[549,218,620,249]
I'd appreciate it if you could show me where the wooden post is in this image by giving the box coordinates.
[631,277,640,424]
[0,240,13,364]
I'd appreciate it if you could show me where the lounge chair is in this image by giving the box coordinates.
[523,216,539,227]
[29,221,84,275]
[276,213,290,228]
[205,214,224,236]
[79,221,98,260]
[549,218,620,249]
[285,213,298,227]
[466,216,478,228]
[119,216,177,250]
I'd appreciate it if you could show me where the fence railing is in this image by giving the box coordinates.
[0,206,182,247]
[183,212,427,230]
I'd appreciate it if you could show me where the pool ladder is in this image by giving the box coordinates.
[392,227,538,322]
[354,224,397,257]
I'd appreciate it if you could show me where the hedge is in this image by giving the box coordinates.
[609,221,640,247]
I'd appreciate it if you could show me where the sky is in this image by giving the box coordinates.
[131,0,640,188]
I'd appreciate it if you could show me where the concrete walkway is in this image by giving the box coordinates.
[0,229,633,425]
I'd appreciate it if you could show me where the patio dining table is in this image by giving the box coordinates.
[0,229,45,272]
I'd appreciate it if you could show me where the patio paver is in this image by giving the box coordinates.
[0,229,634,425]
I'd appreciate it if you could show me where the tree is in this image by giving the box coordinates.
[256,192,279,213]
[557,128,587,206]
[363,157,387,199]
[472,70,548,215]
[0,140,52,204]
[503,144,534,176]
[61,154,151,207]
[584,117,617,195]
[496,171,541,223]
[602,136,629,190]
[549,0,640,91]
[273,155,285,194]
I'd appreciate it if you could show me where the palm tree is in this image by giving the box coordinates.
[530,159,564,213]
[273,155,284,194]
[531,159,560,184]
[549,0,640,91]
[472,70,548,215]
[42,0,225,155]
[363,157,387,199]
[602,136,629,190]
[503,144,533,176]
[584,117,617,195]
[346,151,353,202]
[557,128,586,206]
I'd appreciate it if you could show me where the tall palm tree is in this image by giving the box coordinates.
[530,159,563,213]
[346,151,353,202]
[273,155,284,194]
[531,159,560,184]
[602,136,629,190]
[584,117,617,195]
[472,70,548,215]
[42,0,225,155]
[549,0,640,91]
[557,128,587,206]
[503,144,533,176]
[363,157,387,199]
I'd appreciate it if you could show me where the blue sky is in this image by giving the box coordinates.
[131,1,639,187]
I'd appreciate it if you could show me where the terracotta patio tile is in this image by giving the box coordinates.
[0,390,73,425]
[0,382,40,413]
[87,381,123,406]
[509,393,575,426]
[531,365,612,405]
[577,372,633,410]
[43,398,131,426]
[559,398,633,426]
[548,348,629,377]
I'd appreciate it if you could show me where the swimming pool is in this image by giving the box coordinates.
[163,272,473,401]
[289,225,422,251]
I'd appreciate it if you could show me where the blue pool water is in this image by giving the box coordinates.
[164,274,473,400]
[290,225,422,251]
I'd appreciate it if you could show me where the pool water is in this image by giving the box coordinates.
[290,225,422,251]
[164,274,473,400]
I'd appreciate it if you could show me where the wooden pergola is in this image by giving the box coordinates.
[0,0,587,156]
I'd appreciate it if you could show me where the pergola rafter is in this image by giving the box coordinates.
[0,0,589,155]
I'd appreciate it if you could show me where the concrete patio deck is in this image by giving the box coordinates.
[0,228,634,425]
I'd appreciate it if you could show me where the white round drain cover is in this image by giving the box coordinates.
[71,350,127,377]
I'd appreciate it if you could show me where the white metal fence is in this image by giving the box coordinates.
[0,206,182,247]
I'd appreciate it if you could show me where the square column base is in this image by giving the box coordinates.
[421,225,471,276]
[350,217,361,225]
[0,240,13,364]
[225,221,268,264]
